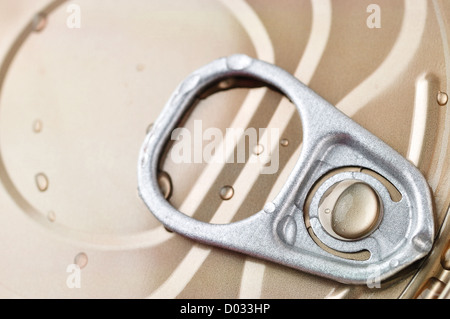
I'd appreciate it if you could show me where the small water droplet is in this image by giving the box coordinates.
[219,185,234,200]
[35,173,49,192]
[264,202,276,213]
[158,171,172,199]
[146,123,153,134]
[280,138,289,147]
[324,208,331,214]
[32,12,47,32]
[218,78,234,89]
[253,144,264,155]
[136,63,145,72]
[226,54,253,70]
[437,91,448,106]
[33,119,42,133]
[74,252,88,269]
[390,259,399,268]
[47,211,56,222]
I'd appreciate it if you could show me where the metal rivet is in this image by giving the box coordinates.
[331,182,380,240]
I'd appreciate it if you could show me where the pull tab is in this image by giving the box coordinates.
[138,55,434,284]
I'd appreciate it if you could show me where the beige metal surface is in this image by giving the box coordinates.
[0,0,448,298]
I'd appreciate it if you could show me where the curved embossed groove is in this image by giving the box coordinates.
[145,0,276,298]
[239,0,332,298]
[0,0,268,251]
[0,1,68,230]
[138,55,434,284]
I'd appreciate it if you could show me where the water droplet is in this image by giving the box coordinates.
[437,91,448,106]
[32,12,47,32]
[324,208,331,214]
[47,211,56,222]
[226,54,253,70]
[219,185,234,200]
[74,252,88,269]
[180,74,200,93]
[280,138,289,147]
[264,202,276,213]
[253,144,264,155]
[136,63,145,72]
[35,173,49,192]
[218,78,234,89]
[33,119,42,133]
[158,171,172,199]
[390,259,399,268]
[146,123,153,134]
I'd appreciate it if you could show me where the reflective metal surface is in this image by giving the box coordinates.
[0,0,448,298]
[138,55,434,284]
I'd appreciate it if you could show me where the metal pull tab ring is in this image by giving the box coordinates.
[137,54,434,284]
